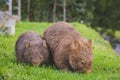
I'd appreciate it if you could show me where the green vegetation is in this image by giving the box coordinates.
[0,22,120,80]
[92,0,120,30]
[1,0,120,31]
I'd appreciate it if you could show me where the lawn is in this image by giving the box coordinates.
[0,22,120,80]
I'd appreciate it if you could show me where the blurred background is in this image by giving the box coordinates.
[0,0,120,54]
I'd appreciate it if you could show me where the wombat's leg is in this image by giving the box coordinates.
[56,61,70,71]
[54,56,70,71]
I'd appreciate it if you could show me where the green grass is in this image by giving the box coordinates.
[0,22,120,80]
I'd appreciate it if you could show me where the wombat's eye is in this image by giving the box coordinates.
[88,62,91,66]
[40,56,43,59]
[30,56,32,60]
[81,61,84,64]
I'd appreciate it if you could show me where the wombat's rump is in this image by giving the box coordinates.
[44,22,93,73]
[15,31,49,66]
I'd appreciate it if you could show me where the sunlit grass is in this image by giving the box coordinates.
[0,22,120,80]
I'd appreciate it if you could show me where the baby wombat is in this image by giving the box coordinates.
[15,31,49,66]
[44,22,93,73]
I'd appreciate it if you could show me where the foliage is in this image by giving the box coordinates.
[92,0,120,30]
[10,0,95,25]
[0,0,120,32]
[0,0,8,11]
[67,0,95,25]
[0,22,120,80]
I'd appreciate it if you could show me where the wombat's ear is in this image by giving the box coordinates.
[70,40,81,49]
[42,40,47,48]
[87,39,92,47]
[25,40,31,48]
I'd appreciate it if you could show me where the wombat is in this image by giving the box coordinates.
[15,31,49,66]
[44,22,93,73]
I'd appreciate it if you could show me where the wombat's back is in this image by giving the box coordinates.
[44,22,87,52]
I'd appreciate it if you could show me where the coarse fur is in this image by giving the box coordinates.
[44,22,93,73]
[15,31,49,66]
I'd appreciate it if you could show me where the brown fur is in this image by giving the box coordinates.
[15,31,49,66]
[44,22,93,73]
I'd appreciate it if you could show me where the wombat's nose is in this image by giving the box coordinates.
[32,62,40,66]
[32,60,41,66]
[86,69,91,73]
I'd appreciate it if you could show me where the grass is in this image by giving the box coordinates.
[0,22,120,80]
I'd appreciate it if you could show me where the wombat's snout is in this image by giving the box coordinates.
[31,58,41,66]
[32,60,41,66]
[78,68,92,73]
[86,69,92,73]
[83,68,92,73]
[31,56,44,66]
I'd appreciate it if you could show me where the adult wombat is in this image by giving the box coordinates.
[44,22,93,73]
[15,31,49,66]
